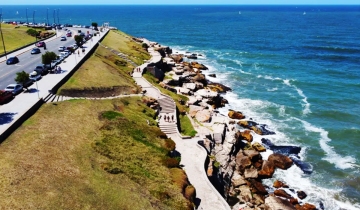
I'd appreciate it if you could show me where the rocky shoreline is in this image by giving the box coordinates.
[136,39,321,210]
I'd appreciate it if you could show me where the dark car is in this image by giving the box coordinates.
[78,30,82,33]
[6,57,19,65]
[36,41,45,47]
[31,48,41,54]
[0,90,14,104]
[34,65,49,75]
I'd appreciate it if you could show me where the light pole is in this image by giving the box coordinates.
[0,14,7,59]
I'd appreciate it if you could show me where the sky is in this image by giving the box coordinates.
[1,0,359,5]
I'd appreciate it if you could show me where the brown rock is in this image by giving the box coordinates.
[243,150,260,160]
[248,179,268,195]
[238,185,252,203]
[265,196,296,210]
[195,109,211,123]
[274,189,293,199]
[297,191,307,200]
[228,110,245,119]
[231,171,247,187]
[244,168,258,179]
[273,180,289,188]
[236,154,252,173]
[253,142,266,152]
[254,161,263,169]
[268,153,293,170]
[191,61,208,70]
[300,203,317,210]
[258,160,275,178]
[290,198,299,205]
[236,130,253,142]
[252,194,265,205]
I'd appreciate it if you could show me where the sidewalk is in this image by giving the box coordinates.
[0,30,65,63]
[131,41,230,210]
[0,29,109,138]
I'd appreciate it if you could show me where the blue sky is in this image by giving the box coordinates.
[1,0,359,5]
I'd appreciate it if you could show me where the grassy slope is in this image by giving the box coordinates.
[179,114,197,137]
[0,97,191,209]
[0,24,47,54]
[101,30,150,65]
[58,46,137,94]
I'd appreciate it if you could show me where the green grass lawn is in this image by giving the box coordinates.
[58,46,139,96]
[0,24,48,54]
[0,97,193,209]
[101,30,150,65]
[179,115,197,137]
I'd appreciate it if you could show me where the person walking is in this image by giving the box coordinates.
[58,66,61,74]
[171,115,174,122]
[78,50,80,57]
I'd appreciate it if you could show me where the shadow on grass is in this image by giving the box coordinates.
[0,112,17,125]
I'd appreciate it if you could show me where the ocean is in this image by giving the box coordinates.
[2,5,360,209]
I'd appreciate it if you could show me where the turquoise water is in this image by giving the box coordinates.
[2,5,360,209]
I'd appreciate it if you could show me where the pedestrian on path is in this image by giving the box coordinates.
[82,48,85,54]
[54,66,57,74]
[58,66,62,74]
[78,50,80,57]
[172,115,174,122]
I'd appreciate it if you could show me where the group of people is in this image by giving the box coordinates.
[54,66,62,74]
[160,114,175,123]
[134,67,142,72]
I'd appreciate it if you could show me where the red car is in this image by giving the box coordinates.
[0,90,14,104]
[36,41,45,47]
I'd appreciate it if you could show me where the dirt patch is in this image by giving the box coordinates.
[59,86,139,98]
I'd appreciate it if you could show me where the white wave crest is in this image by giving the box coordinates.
[283,79,311,115]
[293,117,356,170]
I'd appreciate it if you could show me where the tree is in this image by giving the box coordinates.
[42,51,57,65]
[91,22,98,28]
[74,35,83,47]
[14,71,29,90]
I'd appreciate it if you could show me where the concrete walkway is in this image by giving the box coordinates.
[0,29,109,138]
[131,39,230,210]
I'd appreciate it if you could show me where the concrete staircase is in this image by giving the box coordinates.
[43,93,67,103]
[158,97,175,114]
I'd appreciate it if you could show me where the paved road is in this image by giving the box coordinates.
[0,28,77,90]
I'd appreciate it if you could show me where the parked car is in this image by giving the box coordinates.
[78,30,82,33]
[72,44,79,49]
[29,71,42,81]
[36,41,45,47]
[58,46,66,51]
[31,48,41,54]
[0,90,14,104]
[34,65,49,75]
[5,84,23,95]
[60,51,70,58]
[79,32,85,37]
[60,36,67,41]
[6,56,19,65]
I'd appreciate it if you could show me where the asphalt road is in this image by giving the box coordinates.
[0,28,77,90]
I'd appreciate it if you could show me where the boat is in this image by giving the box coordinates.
[239,11,241,15]
[303,11,306,15]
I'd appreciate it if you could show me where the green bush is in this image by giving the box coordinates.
[214,161,220,168]
[163,157,180,168]
[26,28,38,36]
[184,185,196,203]
[102,111,124,120]
[142,43,148,48]
[164,138,176,151]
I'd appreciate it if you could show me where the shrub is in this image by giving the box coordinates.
[164,138,176,151]
[155,130,167,139]
[214,161,220,168]
[14,71,29,90]
[102,111,124,120]
[142,43,148,48]
[184,185,196,203]
[42,51,57,65]
[163,157,179,168]
[26,28,38,36]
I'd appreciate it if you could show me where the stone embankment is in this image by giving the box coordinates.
[131,39,319,210]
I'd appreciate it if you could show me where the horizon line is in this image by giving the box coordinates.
[1,4,360,6]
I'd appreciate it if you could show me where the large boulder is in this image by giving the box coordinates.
[248,179,268,195]
[238,121,275,135]
[253,142,266,152]
[195,109,212,123]
[298,203,316,210]
[231,170,247,187]
[235,152,252,173]
[258,160,275,178]
[297,191,307,200]
[274,189,293,199]
[268,153,293,170]
[243,150,261,161]
[244,168,258,179]
[191,61,208,70]
[189,105,204,117]
[237,185,252,203]
[236,130,253,142]
[228,110,245,119]
[265,196,296,210]
[273,180,289,188]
